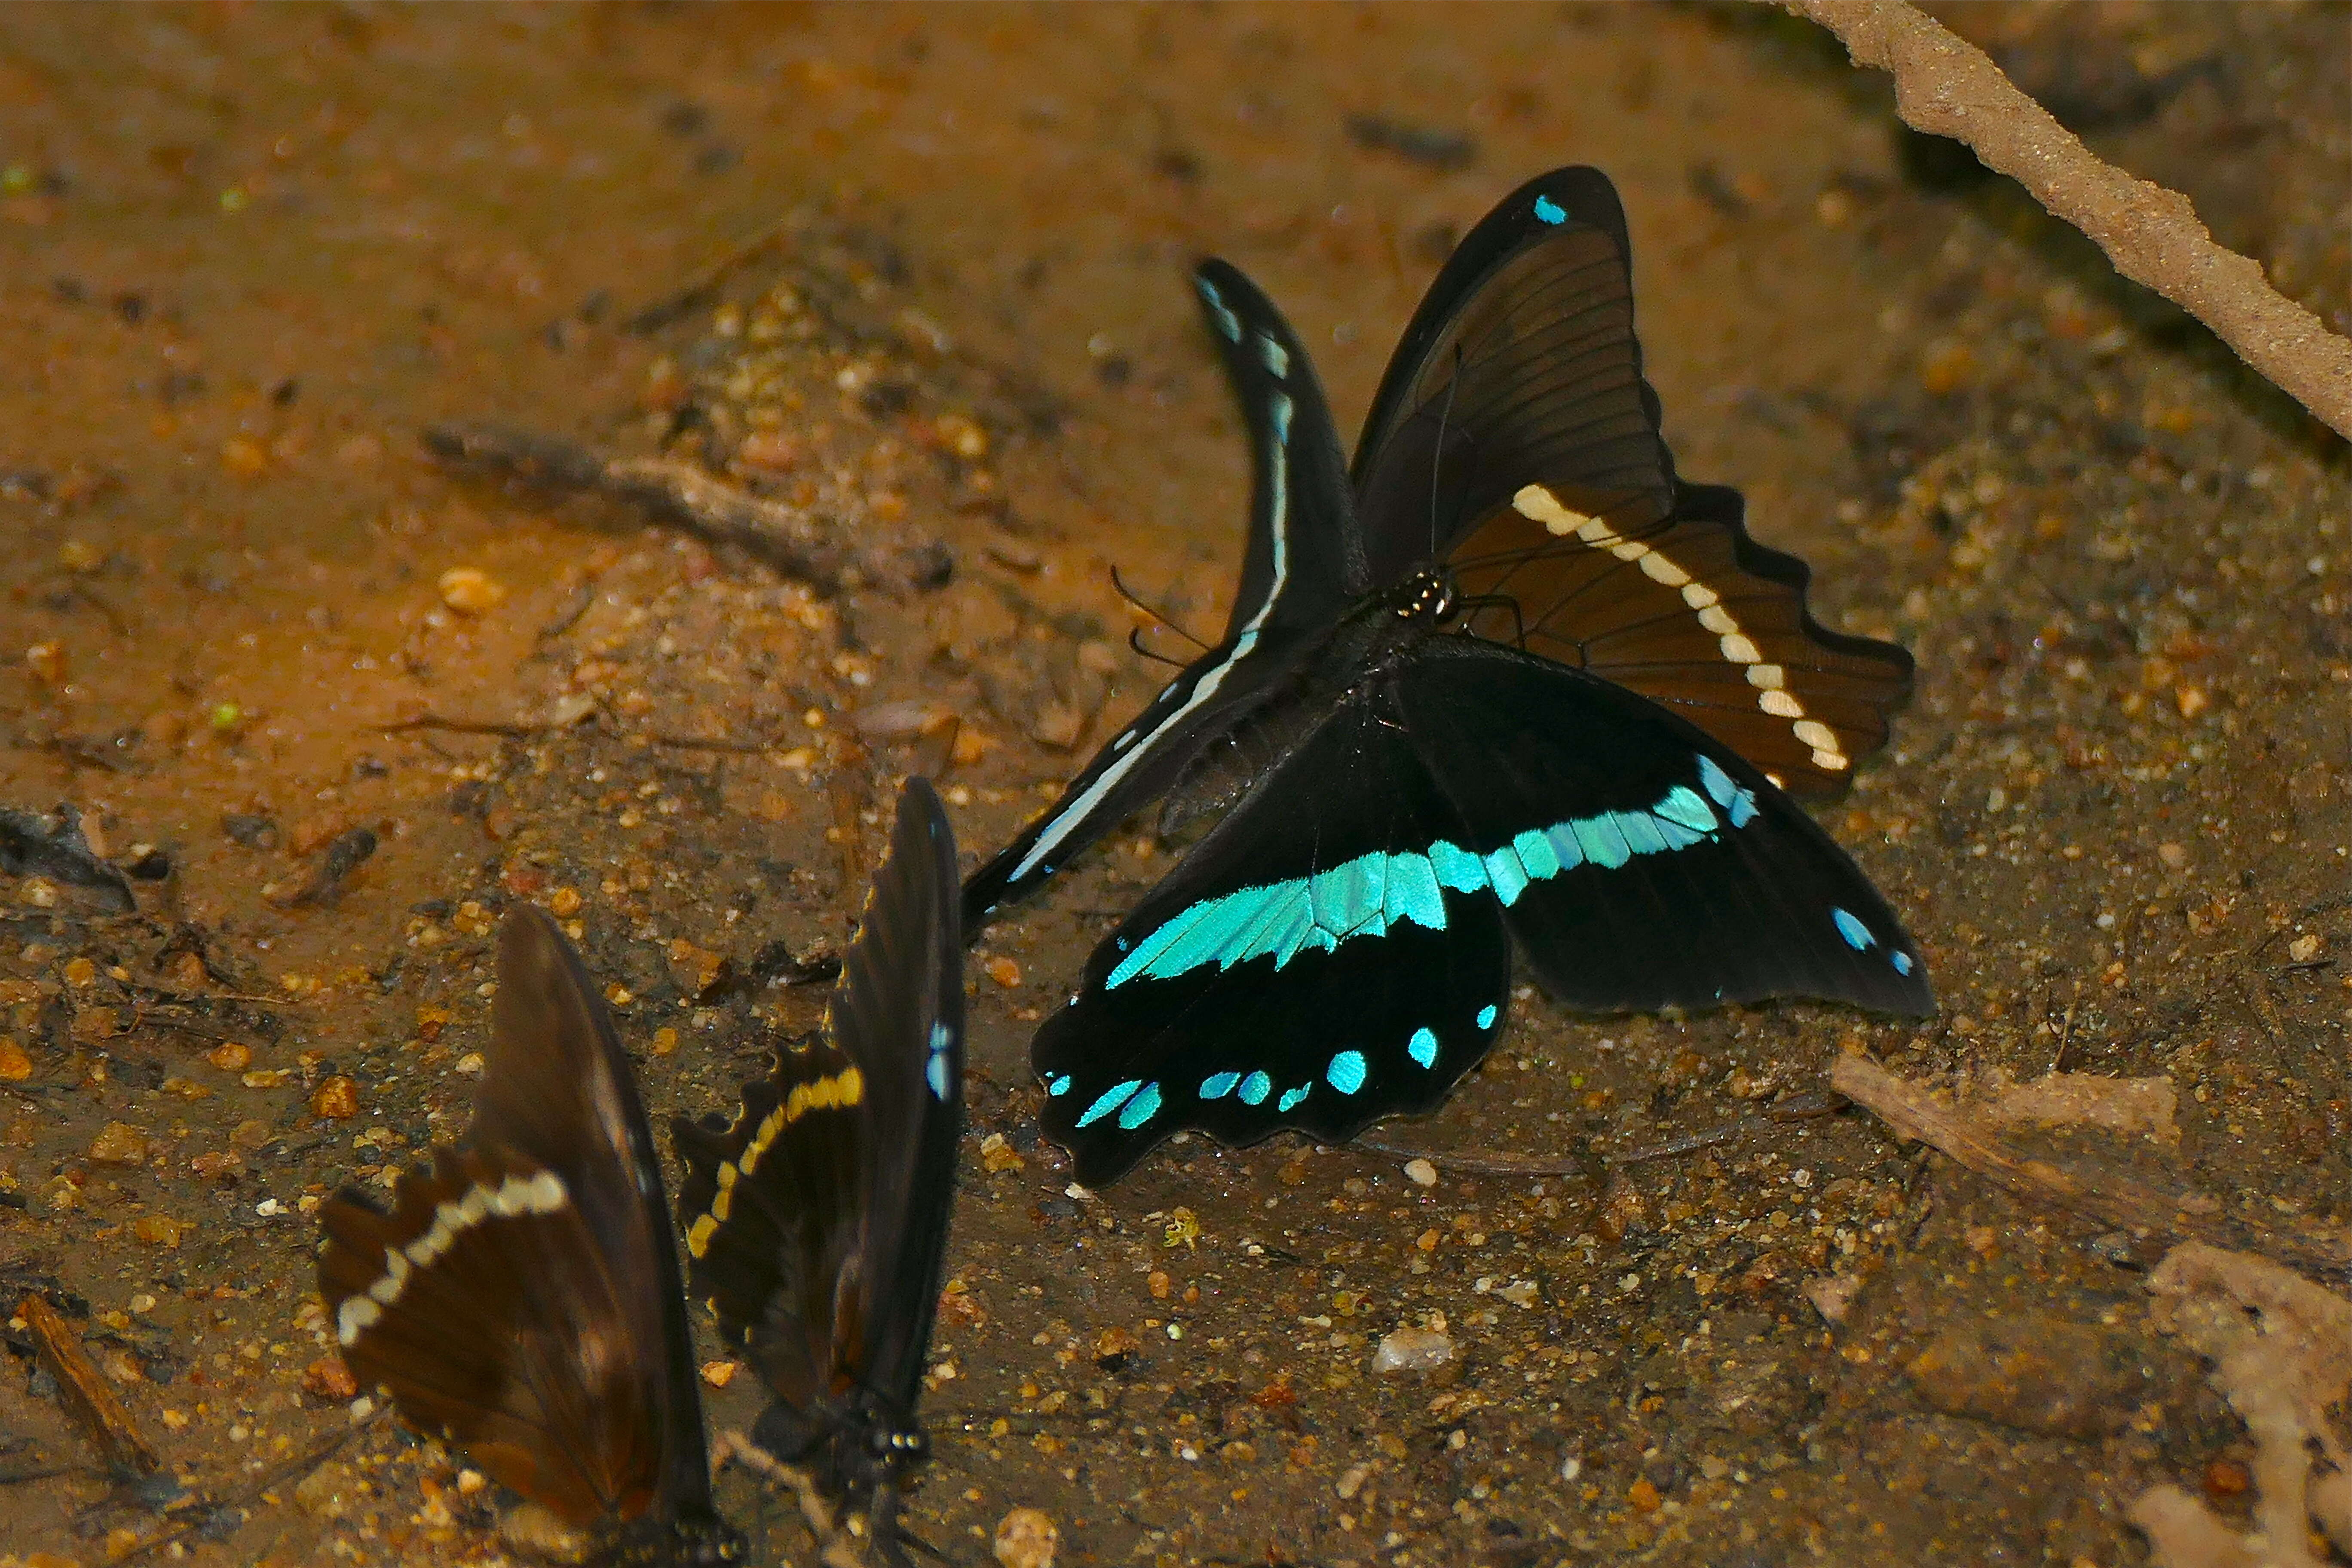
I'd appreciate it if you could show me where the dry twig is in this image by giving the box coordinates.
[18,1292,165,1482]
[1776,0,2352,441]
[1829,1057,2352,1277]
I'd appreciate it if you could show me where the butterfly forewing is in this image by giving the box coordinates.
[1351,167,1674,585]
[315,910,726,1554]
[675,778,963,1424]
[960,264,1357,929]
[1397,640,1931,1015]
[1035,696,1510,1186]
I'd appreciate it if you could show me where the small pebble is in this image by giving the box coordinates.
[89,1121,150,1165]
[699,1360,738,1389]
[1370,1325,1454,1375]
[132,1214,186,1247]
[992,1507,1058,1568]
[303,1357,358,1400]
[208,1041,253,1073]
[0,1037,31,1081]
[437,567,508,614]
[985,956,1022,988]
[1403,1158,1438,1188]
[310,1075,360,1119]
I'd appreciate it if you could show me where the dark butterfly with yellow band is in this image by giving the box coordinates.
[963,167,1932,1187]
[673,778,962,1562]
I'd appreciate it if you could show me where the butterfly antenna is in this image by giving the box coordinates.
[1126,626,1191,669]
[1110,564,1210,663]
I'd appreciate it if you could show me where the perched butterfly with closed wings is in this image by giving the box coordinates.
[672,777,963,1564]
[962,166,1934,1187]
[317,908,740,1565]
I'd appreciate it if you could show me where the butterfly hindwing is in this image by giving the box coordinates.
[960,264,1358,928]
[1396,638,1931,1015]
[1035,694,1509,1187]
[317,910,727,1555]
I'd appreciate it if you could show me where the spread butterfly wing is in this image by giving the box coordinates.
[1350,166,1675,587]
[1351,165,1911,797]
[961,263,1359,929]
[1034,695,1510,1187]
[831,778,963,1412]
[1397,639,1932,1016]
[318,910,722,1541]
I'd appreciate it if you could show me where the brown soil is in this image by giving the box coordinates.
[2,6,2345,1566]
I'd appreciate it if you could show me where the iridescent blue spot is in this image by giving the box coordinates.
[1482,845,1530,906]
[1047,1075,1072,1096]
[1327,1050,1368,1094]
[1533,193,1567,225]
[1544,824,1589,872]
[1512,827,1560,879]
[1727,789,1758,827]
[1381,852,1446,931]
[1200,1071,1241,1100]
[1615,811,1668,857]
[1476,1004,1498,1030]
[1831,907,1874,952]
[1076,1079,1142,1130]
[1310,856,1386,940]
[1269,390,1294,445]
[1116,1082,1162,1130]
[1657,785,1717,835]
[1196,277,1242,340]
[1408,1027,1439,1069]
[1892,950,1915,977]
[1238,1071,1272,1106]
[926,1055,951,1100]
[1697,754,1738,806]
[1428,839,1490,893]
[1259,335,1289,377]
[1278,1085,1309,1113]
[1573,815,1632,870]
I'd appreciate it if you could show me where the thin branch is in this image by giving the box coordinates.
[1830,1056,2352,1278]
[1777,0,2352,442]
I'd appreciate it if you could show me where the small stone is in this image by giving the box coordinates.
[2156,842,2187,870]
[132,1214,186,1247]
[1335,1463,1370,1501]
[189,1150,244,1182]
[310,1075,360,1119]
[207,1041,253,1073]
[1370,1325,1454,1375]
[89,1121,150,1164]
[1803,1272,1865,1324]
[1028,703,1086,751]
[1627,1476,1663,1513]
[62,956,97,987]
[1093,1325,1142,1370]
[437,567,508,614]
[303,1355,358,1399]
[1403,1158,1438,1188]
[992,1507,1058,1568]
[220,435,270,478]
[699,1360,738,1389]
[985,956,1022,989]
[18,876,59,908]
[229,1118,272,1151]
[2288,933,2322,963]
[547,886,583,918]
[24,641,67,683]
[0,1037,31,1081]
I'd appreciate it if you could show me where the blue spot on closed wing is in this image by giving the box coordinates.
[1409,1027,1439,1069]
[1076,1079,1142,1129]
[1572,815,1632,870]
[1482,844,1531,906]
[1893,950,1915,977]
[1200,1071,1241,1100]
[1278,1085,1309,1113]
[1533,193,1567,225]
[1047,1075,1072,1096]
[1476,1004,1498,1031]
[1196,276,1242,340]
[1239,1071,1272,1106]
[1269,390,1294,445]
[1831,907,1874,951]
[1327,1050,1367,1093]
[1117,1082,1162,1130]
[1259,334,1289,377]
[1429,839,1489,894]
[927,1055,951,1100]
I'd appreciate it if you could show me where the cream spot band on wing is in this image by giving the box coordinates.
[1508,484,1850,774]
[684,1065,864,1259]
[337,1169,570,1346]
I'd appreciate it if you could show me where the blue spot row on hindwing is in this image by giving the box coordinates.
[1196,276,1242,342]
[1830,905,1917,977]
[1532,193,1567,225]
[925,1019,954,1101]
[1105,753,1761,989]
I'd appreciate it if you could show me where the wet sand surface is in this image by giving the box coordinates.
[2,5,2347,1565]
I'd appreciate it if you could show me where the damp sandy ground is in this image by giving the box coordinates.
[2,6,2347,1566]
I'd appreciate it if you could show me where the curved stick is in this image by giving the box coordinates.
[1777,0,2352,442]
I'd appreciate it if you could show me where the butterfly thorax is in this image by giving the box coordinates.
[611,1510,745,1567]
[751,1385,928,1511]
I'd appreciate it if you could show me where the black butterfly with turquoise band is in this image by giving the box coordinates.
[962,166,1933,1187]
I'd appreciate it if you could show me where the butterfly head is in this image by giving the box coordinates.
[1390,567,1458,625]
